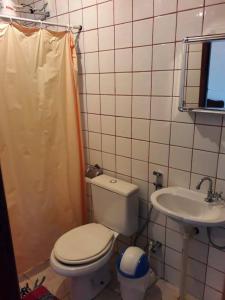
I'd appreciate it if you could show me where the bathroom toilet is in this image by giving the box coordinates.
[50,174,139,300]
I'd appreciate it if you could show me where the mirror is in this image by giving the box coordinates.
[179,35,225,114]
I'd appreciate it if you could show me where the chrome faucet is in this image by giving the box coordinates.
[196,176,214,202]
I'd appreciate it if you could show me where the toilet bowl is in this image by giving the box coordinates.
[50,223,119,300]
[50,175,139,300]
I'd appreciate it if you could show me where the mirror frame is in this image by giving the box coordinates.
[179,33,225,115]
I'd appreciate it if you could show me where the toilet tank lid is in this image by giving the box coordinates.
[91,175,139,197]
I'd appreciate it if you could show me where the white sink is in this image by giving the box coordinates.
[151,187,225,227]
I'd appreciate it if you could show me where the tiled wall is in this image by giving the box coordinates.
[3,0,225,299]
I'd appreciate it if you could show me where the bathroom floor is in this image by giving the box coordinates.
[19,261,197,300]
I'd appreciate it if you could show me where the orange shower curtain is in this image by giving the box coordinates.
[0,23,86,274]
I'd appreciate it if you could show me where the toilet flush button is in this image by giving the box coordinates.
[110,179,117,183]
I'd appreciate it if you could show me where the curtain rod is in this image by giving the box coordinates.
[0,15,82,31]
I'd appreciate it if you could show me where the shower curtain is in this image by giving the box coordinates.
[0,23,86,274]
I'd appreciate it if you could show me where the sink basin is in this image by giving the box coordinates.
[151,187,225,227]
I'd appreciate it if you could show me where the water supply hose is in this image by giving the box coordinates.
[133,205,153,248]
[207,227,225,250]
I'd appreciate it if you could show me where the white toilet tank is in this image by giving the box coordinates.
[90,175,139,236]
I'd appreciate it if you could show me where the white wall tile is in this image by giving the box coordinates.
[132,96,150,119]
[132,140,149,161]
[217,154,225,180]
[98,1,113,27]
[69,0,82,11]
[99,50,114,73]
[204,4,225,35]
[133,0,153,20]
[116,137,131,157]
[56,0,68,14]
[101,95,115,115]
[116,96,132,117]
[192,150,218,177]
[115,23,132,48]
[132,159,149,181]
[89,132,101,150]
[154,0,177,16]
[99,26,114,50]
[102,134,115,154]
[82,0,96,7]
[115,73,132,94]
[101,115,115,135]
[89,149,102,166]
[150,120,170,144]
[194,125,221,152]
[169,146,192,171]
[85,52,99,73]
[84,30,98,52]
[115,48,132,72]
[176,9,203,40]
[178,0,204,10]
[133,72,151,95]
[102,152,115,171]
[116,155,131,176]
[153,14,176,44]
[114,0,132,24]
[206,267,225,293]
[149,143,169,166]
[152,71,174,96]
[133,46,152,71]
[83,6,97,30]
[86,74,99,93]
[204,286,223,300]
[100,73,115,94]
[132,119,150,141]
[88,114,101,132]
[153,43,175,70]
[151,97,172,121]
[87,95,100,114]
[220,127,225,153]
[168,168,190,188]
[133,19,153,47]
[206,0,225,3]
[170,123,194,148]
[116,117,131,138]
[70,10,83,27]
[208,247,225,273]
